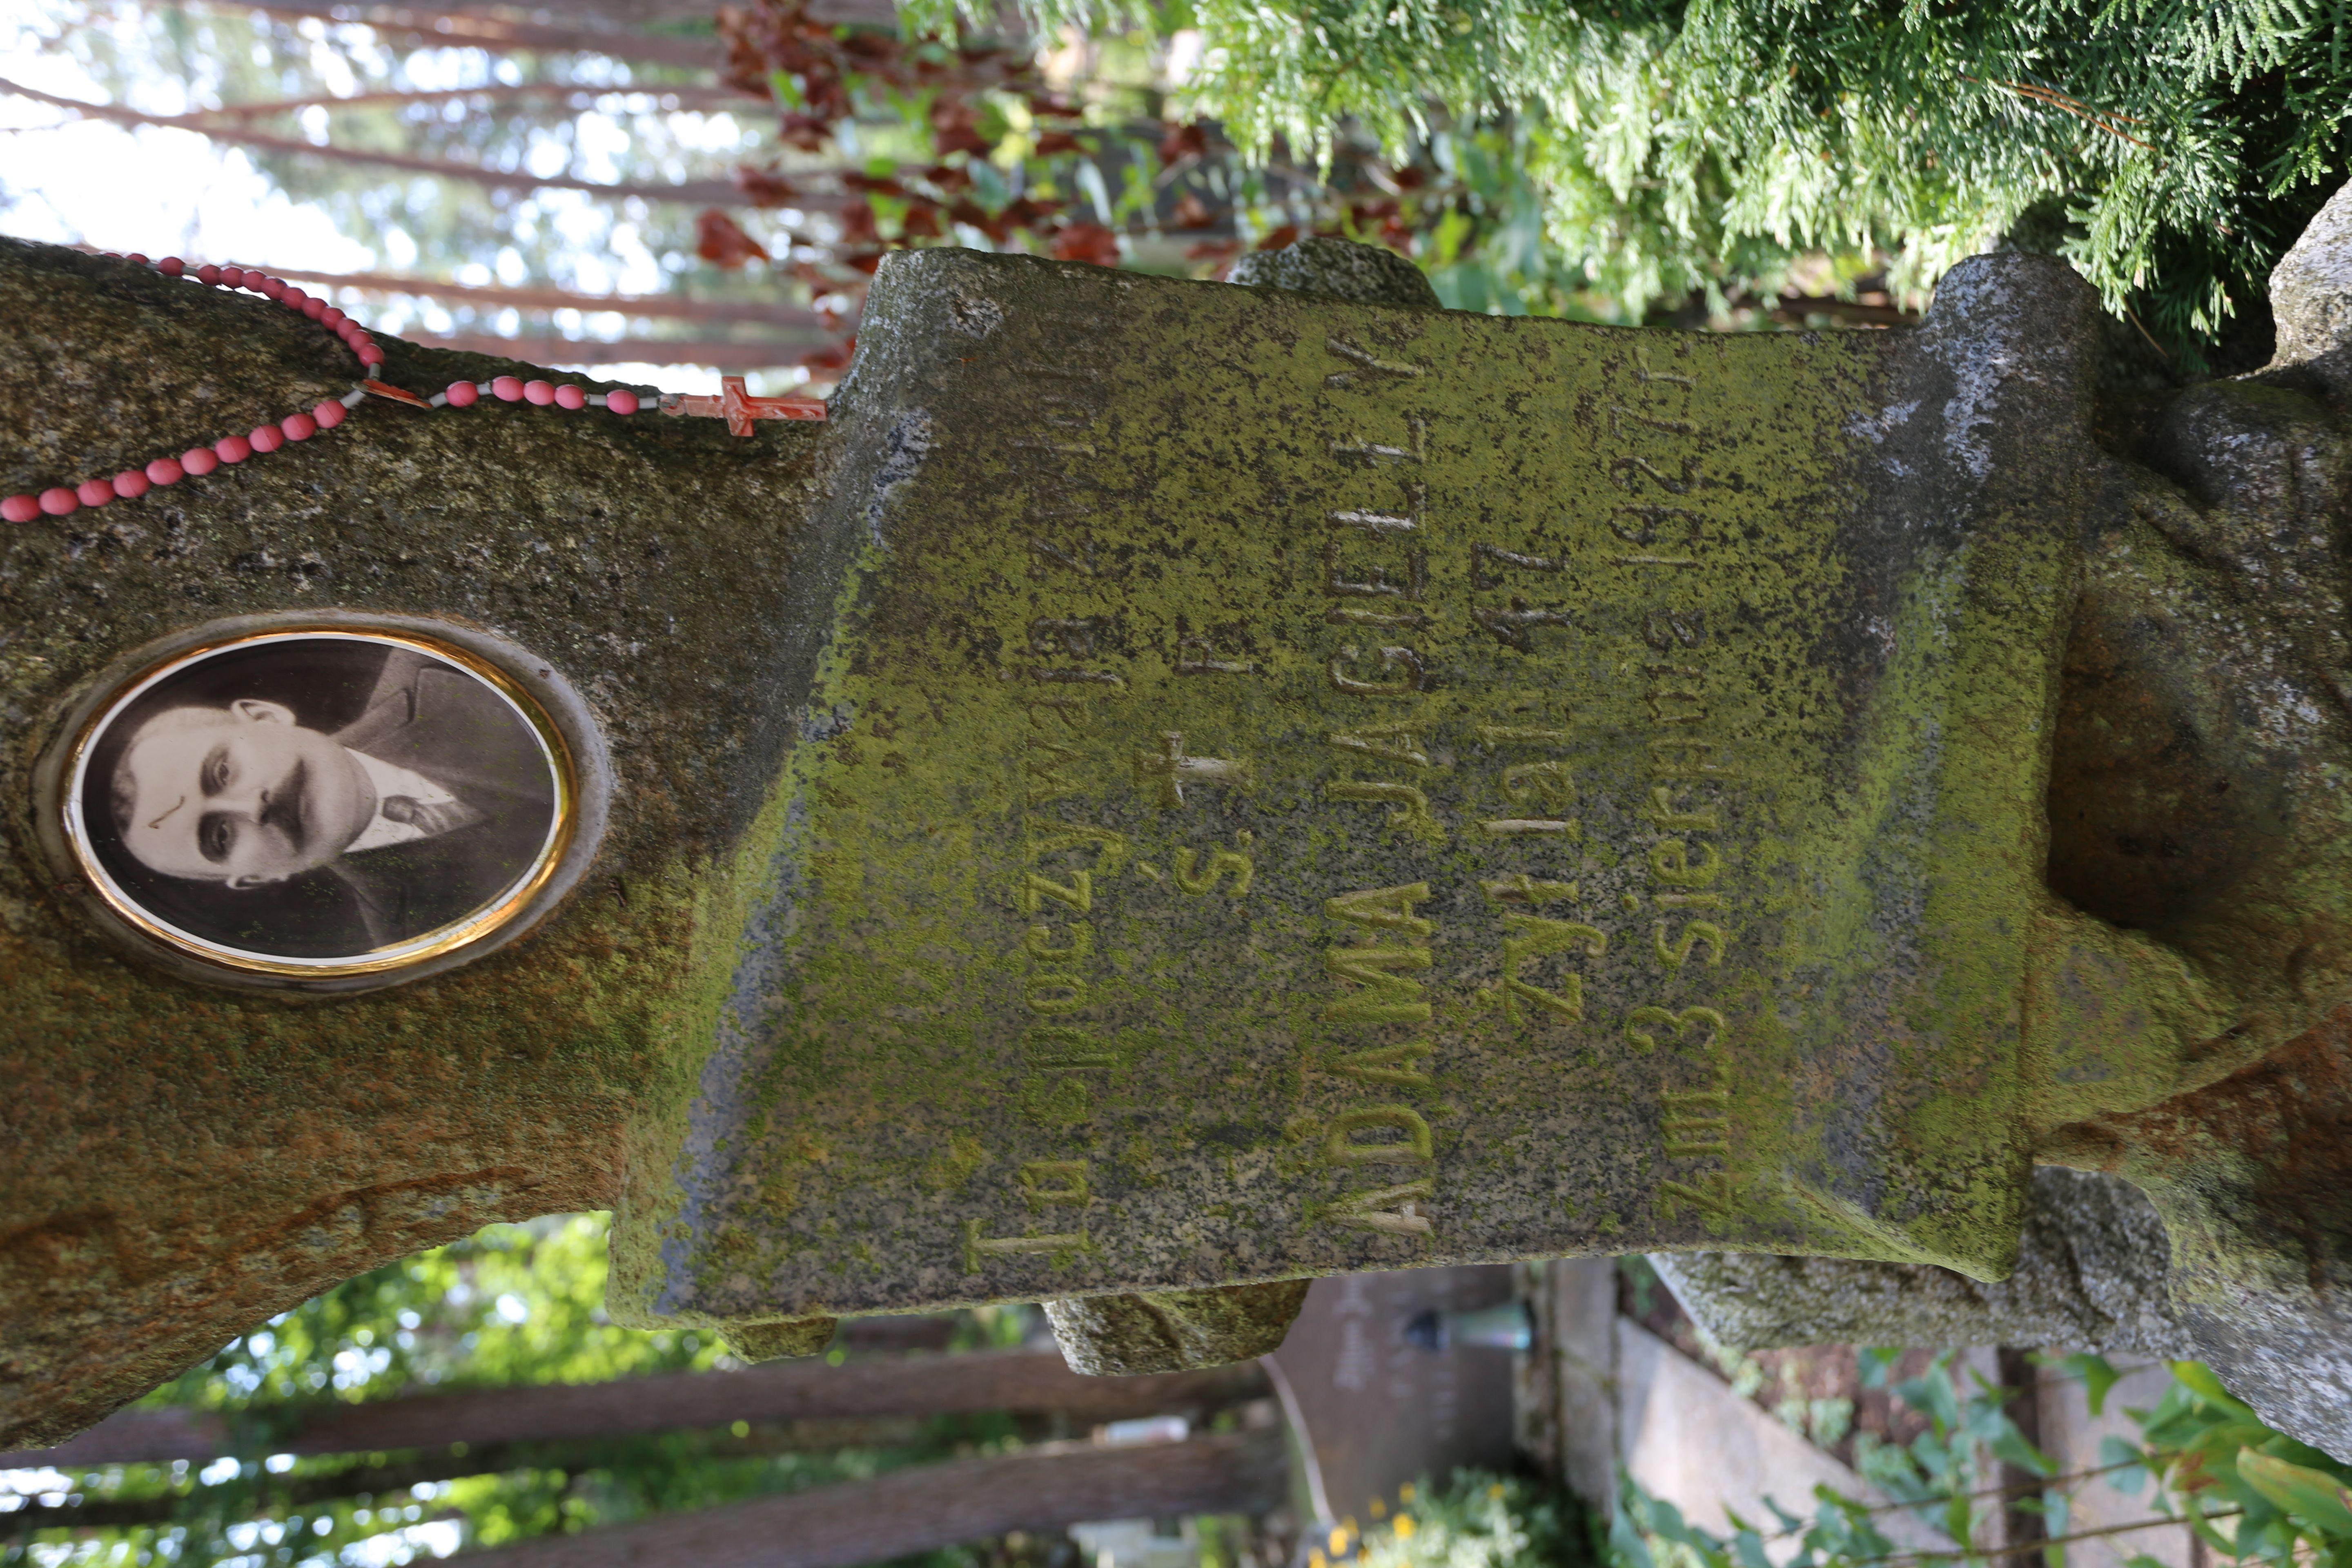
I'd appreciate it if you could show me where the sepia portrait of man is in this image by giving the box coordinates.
[77,635,562,961]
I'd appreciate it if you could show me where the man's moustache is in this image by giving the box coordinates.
[258,758,308,851]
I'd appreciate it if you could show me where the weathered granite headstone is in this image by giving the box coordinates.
[1645,180,2352,1462]
[9,207,2352,1451]
[1648,1165,2194,1359]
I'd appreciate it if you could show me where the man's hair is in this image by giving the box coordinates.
[110,761,136,837]
[105,706,225,839]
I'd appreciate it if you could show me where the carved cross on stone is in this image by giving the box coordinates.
[1134,731,1252,808]
[11,211,2352,1456]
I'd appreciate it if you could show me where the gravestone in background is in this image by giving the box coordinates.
[7,210,2352,1455]
[1267,1264,1520,1529]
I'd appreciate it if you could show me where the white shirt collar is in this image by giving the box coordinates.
[342,748,460,855]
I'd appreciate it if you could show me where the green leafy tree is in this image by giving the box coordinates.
[924,0,2352,360]
[1585,1353,2352,1568]
[2121,1361,2352,1568]
[2,1215,1037,1568]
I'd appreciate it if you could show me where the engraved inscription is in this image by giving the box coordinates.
[1311,334,1446,1241]
[1598,343,1743,1227]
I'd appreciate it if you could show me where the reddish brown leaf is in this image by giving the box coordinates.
[899,205,942,240]
[840,200,880,245]
[1256,223,1299,252]
[1051,222,1122,267]
[1033,130,1084,156]
[1001,195,1064,229]
[779,112,834,152]
[1159,120,1209,165]
[935,122,990,157]
[947,198,1010,243]
[733,165,800,206]
[695,209,771,268]
[1172,191,1216,229]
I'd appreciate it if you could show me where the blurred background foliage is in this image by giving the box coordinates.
[12,1212,2352,1567]
[1349,1358,2352,1568]
[1,1214,1056,1567]
[1604,1351,2352,1568]
[17,0,2338,392]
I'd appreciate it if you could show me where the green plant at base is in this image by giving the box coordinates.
[2110,1361,2352,1568]
[1604,1355,2352,1568]
[1354,1471,1599,1568]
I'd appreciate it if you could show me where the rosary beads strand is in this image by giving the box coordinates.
[1,250,820,524]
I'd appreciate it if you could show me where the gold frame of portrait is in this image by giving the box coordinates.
[59,626,578,979]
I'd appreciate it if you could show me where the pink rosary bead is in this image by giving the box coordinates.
[4,249,686,528]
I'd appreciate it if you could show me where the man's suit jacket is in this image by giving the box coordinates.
[326,650,559,948]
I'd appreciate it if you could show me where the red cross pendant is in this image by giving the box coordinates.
[659,375,827,435]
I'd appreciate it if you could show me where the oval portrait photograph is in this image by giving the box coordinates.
[63,629,572,975]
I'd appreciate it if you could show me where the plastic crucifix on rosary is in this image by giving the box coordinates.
[657,376,828,434]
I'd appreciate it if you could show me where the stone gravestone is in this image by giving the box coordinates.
[1648,180,2352,1461]
[7,219,2352,1451]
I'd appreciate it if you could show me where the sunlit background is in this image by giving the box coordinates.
[0,0,1882,414]
[0,0,1496,401]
